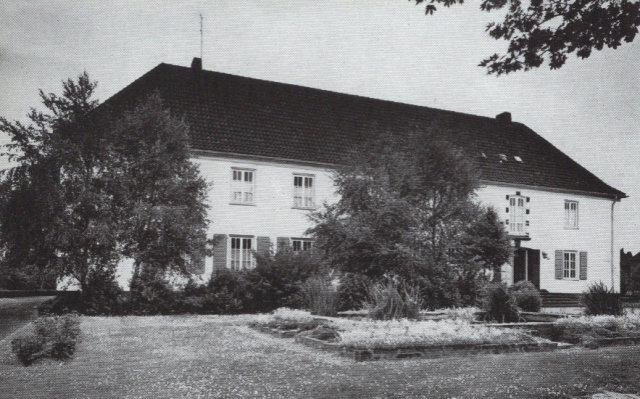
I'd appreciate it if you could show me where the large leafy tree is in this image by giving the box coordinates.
[0,73,120,292]
[412,0,640,74]
[105,93,209,282]
[309,126,509,307]
[0,77,210,292]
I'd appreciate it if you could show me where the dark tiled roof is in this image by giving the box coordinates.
[102,61,625,199]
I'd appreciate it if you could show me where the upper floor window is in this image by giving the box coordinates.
[292,238,313,252]
[230,236,254,270]
[563,251,577,279]
[231,168,255,205]
[564,200,579,229]
[509,195,526,234]
[293,174,315,208]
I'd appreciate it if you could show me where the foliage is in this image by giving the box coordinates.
[107,93,209,281]
[510,280,542,312]
[300,275,338,316]
[128,270,179,315]
[412,0,640,74]
[336,273,373,311]
[0,78,209,298]
[207,269,253,314]
[11,314,81,366]
[366,276,422,320]
[581,282,623,316]
[310,127,494,309]
[0,73,120,294]
[247,249,325,313]
[480,282,520,323]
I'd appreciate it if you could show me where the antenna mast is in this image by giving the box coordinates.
[199,13,203,62]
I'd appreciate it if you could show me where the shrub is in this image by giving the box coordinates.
[300,275,338,316]
[247,249,325,313]
[11,314,80,366]
[366,277,422,320]
[582,282,623,316]
[480,282,520,323]
[129,270,178,315]
[336,273,372,311]
[510,281,542,312]
[207,269,253,314]
[81,268,124,315]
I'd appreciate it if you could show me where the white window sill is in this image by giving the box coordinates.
[292,206,316,210]
[563,226,579,230]
[229,202,256,206]
[561,277,580,281]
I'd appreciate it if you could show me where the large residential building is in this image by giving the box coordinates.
[101,58,626,294]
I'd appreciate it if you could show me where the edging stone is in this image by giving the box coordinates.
[294,335,561,361]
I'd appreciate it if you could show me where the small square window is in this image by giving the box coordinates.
[291,239,313,252]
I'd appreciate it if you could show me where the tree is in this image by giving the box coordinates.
[0,73,120,293]
[308,126,490,307]
[105,93,209,284]
[0,78,210,294]
[461,206,511,282]
[412,0,640,75]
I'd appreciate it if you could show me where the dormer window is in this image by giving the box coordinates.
[498,154,508,162]
[514,156,523,163]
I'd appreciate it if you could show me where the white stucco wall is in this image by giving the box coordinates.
[76,153,620,294]
[475,183,619,293]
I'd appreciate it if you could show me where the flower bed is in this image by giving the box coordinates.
[333,318,541,349]
[553,314,640,344]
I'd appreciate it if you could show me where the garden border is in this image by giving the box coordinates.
[294,334,565,361]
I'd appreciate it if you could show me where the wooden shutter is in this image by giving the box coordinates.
[256,236,271,256]
[277,237,290,252]
[579,251,588,280]
[212,234,228,272]
[555,250,563,279]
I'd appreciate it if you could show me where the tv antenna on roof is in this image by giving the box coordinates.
[199,13,203,62]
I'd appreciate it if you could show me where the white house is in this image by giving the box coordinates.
[103,58,626,295]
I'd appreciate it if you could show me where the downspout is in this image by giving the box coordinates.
[611,198,616,291]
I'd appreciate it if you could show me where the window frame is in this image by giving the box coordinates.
[562,250,578,280]
[508,194,526,235]
[291,238,314,252]
[564,200,579,229]
[229,236,255,270]
[230,168,256,206]
[292,173,316,209]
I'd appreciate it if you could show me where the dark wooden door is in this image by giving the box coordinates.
[513,248,540,289]
[527,249,540,289]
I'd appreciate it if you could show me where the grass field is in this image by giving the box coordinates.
[2,315,640,398]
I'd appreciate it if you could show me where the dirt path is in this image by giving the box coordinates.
[0,297,53,341]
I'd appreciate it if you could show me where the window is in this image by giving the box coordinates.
[230,237,254,270]
[292,239,313,252]
[231,169,255,205]
[509,195,526,234]
[293,174,315,208]
[564,200,579,229]
[563,251,577,279]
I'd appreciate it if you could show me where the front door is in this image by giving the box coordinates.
[513,248,540,289]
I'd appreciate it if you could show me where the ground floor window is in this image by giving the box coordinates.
[563,251,577,279]
[230,236,254,270]
[292,239,313,252]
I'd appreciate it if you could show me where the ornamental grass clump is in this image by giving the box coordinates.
[366,278,422,320]
[581,282,623,316]
[300,275,338,316]
[11,314,81,366]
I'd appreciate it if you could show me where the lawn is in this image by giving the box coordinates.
[2,315,640,399]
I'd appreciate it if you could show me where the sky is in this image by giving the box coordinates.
[1,0,639,252]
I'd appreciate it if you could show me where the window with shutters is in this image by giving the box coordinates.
[291,239,313,252]
[230,168,255,205]
[293,174,315,209]
[508,195,526,234]
[564,200,579,229]
[230,236,254,270]
[563,251,577,280]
